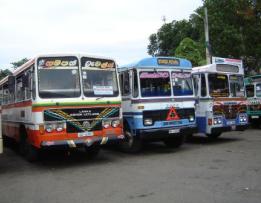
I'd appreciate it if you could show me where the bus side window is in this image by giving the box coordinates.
[120,71,130,96]
[16,75,25,102]
[31,65,36,100]
[0,86,3,105]
[245,84,254,97]
[201,74,207,97]
[132,69,138,98]
[192,75,199,96]
[3,85,9,104]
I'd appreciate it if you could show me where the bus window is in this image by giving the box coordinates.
[246,85,254,97]
[120,71,130,96]
[37,57,81,98]
[82,69,118,97]
[201,74,207,97]
[132,69,139,98]
[0,87,2,105]
[16,76,25,102]
[193,75,200,96]
[256,84,261,97]
[229,75,244,97]
[139,71,171,97]
[172,72,193,96]
[208,74,229,97]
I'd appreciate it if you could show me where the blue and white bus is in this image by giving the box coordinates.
[118,57,197,152]
[192,57,248,138]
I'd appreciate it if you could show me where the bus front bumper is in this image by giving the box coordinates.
[40,134,124,149]
[210,124,249,134]
[136,126,198,141]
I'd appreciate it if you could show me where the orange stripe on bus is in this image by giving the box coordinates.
[32,104,121,112]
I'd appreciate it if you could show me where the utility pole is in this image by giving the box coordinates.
[204,7,211,64]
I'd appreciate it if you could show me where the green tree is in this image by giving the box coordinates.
[11,58,29,69]
[0,69,12,80]
[147,20,200,56]
[147,0,261,73]
[175,38,206,66]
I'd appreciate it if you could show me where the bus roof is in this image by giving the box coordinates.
[192,63,244,75]
[119,57,192,71]
[244,75,261,84]
[0,53,116,86]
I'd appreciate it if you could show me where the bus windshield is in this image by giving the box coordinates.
[37,57,81,98]
[256,84,261,97]
[139,71,171,97]
[82,69,119,97]
[229,75,245,97]
[171,72,193,96]
[208,74,229,97]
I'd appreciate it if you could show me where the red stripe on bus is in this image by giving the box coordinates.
[2,100,32,109]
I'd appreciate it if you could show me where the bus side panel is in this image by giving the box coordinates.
[196,117,207,133]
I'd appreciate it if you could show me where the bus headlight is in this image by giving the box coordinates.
[56,123,65,132]
[45,122,65,133]
[239,115,247,123]
[111,120,120,128]
[144,118,153,126]
[103,120,111,128]
[189,115,195,122]
[213,117,222,125]
[45,123,54,133]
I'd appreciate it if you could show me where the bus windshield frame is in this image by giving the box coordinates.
[208,73,229,97]
[37,56,81,99]
[256,83,261,97]
[171,71,193,96]
[229,75,245,98]
[139,71,171,97]
[81,68,119,97]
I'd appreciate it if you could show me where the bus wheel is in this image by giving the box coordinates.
[19,132,39,162]
[164,135,185,148]
[206,133,221,139]
[85,145,100,159]
[120,129,142,153]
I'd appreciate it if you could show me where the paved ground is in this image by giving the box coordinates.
[0,129,261,203]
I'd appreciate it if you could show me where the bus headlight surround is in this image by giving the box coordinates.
[144,118,153,126]
[111,120,120,128]
[189,115,195,122]
[239,115,247,123]
[213,117,222,125]
[103,120,111,129]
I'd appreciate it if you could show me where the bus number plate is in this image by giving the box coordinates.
[169,129,180,134]
[251,115,259,119]
[78,131,93,137]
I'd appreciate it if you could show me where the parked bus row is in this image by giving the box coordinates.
[0,54,257,161]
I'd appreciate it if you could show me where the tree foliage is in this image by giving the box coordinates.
[175,38,206,66]
[0,69,12,80]
[147,0,261,73]
[11,58,29,69]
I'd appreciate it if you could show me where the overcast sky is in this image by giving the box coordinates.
[0,0,202,69]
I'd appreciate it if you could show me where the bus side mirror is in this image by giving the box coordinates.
[8,75,15,93]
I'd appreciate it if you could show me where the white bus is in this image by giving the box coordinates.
[192,57,248,138]
[0,53,124,161]
[118,57,197,152]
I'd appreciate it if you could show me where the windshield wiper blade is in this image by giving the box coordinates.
[96,96,105,101]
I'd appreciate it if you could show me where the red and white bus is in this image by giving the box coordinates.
[0,53,124,161]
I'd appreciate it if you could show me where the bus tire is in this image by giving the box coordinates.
[19,127,39,162]
[120,128,142,153]
[164,134,185,148]
[206,133,221,139]
[85,145,100,159]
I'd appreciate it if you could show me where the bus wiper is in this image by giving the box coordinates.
[96,96,105,101]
